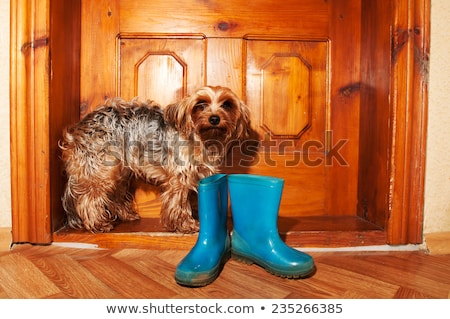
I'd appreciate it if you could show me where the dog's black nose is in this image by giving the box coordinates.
[209,115,220,126]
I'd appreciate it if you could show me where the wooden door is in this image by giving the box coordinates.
[79,0,359,223]
[10,0,429,247]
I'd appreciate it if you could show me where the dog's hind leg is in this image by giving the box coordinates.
[111,176,140,223]
[62,176,120,232]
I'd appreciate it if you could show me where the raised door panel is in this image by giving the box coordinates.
[118,36,206,105]
[245,39,327,148]
[239,39,328,216]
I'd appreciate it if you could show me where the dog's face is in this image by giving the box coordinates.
[165,86,251,145]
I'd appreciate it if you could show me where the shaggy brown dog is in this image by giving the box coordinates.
[59,86,251,233]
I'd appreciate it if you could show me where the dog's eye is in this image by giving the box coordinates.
[194,101,207,111]
[221,100,233,110]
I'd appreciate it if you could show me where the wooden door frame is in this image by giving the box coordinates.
[10,0,429,246]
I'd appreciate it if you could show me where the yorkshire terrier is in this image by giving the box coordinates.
[59,86,251,233]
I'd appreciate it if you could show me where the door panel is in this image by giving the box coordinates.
[118,36,206,105]
[80,0,358,221]
[239,39,328,217]
[245,39,327,143]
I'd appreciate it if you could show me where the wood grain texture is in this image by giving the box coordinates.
[50,0,81,233]
[386,0,430,244]
[358,0,391,228]
[80,0,119,113]
[119,0,328,38]
[10,0,52,244]
[0,245,449,298]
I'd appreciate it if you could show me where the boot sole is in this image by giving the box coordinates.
[175,249,231,287]
[231,251,316,279]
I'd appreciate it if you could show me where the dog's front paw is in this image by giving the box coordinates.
[176,217,199,233]
[161,207,199,234]
[119,210,140,222]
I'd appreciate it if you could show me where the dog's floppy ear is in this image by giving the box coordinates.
[234,100,252,140]
[164,97,194,136]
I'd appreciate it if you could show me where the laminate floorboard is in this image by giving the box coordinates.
[0,245,449,299]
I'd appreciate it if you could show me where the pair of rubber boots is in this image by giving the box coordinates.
[175,174,316,287]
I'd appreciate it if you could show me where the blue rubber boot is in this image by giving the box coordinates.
[228,174,315,278]
[175,174,230,287]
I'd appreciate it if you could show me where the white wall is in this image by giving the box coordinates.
[423,0,450,234]
[0,0,449,236]
[0,0,11,227]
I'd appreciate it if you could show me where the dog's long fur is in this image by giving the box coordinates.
[59,86,251,233]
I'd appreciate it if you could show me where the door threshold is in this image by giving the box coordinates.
[53,216,386,249]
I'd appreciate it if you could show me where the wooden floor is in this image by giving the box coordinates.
[0,244,449,299]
